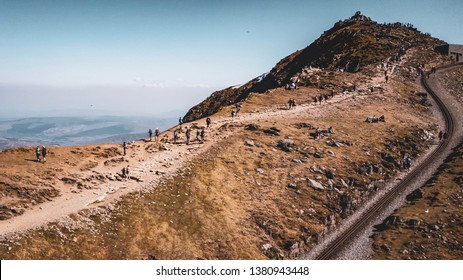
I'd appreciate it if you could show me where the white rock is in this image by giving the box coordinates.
[308,179,324,190]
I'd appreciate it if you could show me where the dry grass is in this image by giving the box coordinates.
[371,143,463,260]
[0,69,439,259]
[370,67,463,260]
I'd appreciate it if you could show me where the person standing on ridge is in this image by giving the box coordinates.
[148,128,153,141]
[206,117,211,129]
[41,146,47,163]
[35,146,41,162]
[126,165,130,180]
[186,128,191,145]
[173,130,179,144]
[123,141,127,156]
[200,129,205,142]
[155,128,160,143]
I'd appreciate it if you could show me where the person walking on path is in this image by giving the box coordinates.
[200,129,205,142]
[126,165,130,180]
[148,129,153,141]
[186,128,191,145]
[35,146,41,162]
[155,128,160,143]
[41,146,47,163]
[123,141,127,156]
[405,156,412,172]
[206,117,211,129]
[173,130,179,144]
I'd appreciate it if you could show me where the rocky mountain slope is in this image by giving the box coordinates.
[183,12,444,122]
[0,12,456,260]
[371,66,463,260]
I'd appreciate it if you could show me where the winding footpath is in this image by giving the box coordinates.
[306,64,463,260]
[0,84,364,237]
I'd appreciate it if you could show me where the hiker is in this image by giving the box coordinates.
[173,130,179,144]
[123,141,127,156]
[371,115,378,123]
[327,126,333,134]
[122,167,127,179]
[206,117,211,129]
[235,103,241,116]
[148,129,153,141]
[195,129,201,142]
[315,127,321,140]
[385,75,389,83]
[200,129,205,142]
[291,99,296,107]
[125,165,130,179]
[155,128,160,143]
[231,110,235,118]
[438,130,443,141]
[35,146,41,162]
[405,156,412,172]
[186,128,191,145]
[288,99,293,109]
[41,146,47,163]
[379,115,385,122]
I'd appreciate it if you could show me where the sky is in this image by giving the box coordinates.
[0,0,462,117]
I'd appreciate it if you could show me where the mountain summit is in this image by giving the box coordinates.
[183,12,443,122]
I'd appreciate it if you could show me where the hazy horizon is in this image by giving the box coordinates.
[1,0,462,118]
[0,83,220,118]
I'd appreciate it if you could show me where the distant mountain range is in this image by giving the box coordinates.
[0,115,177,150]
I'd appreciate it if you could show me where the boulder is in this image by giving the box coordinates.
[245,123,261,131]
[277,139,294,152]
[310,165,321,173]
[406,188,423,201]
[308,179,324,190]
[288,182,297,189]
[245,140,255,147]
[325,170,335,179]
[264,127,281,136]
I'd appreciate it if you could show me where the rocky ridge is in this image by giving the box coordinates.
[183,12,444,122]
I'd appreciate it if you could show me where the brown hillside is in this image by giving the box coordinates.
[0,13,454,260]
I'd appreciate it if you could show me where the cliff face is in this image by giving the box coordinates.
[183,12,444,122]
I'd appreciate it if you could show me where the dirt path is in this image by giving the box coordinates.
[0,81,372,237]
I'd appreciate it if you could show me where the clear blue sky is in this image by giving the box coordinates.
[0,0,461,116]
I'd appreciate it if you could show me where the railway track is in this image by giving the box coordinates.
[314,64,460,260]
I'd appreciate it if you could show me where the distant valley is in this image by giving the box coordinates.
[0,116,177,150]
